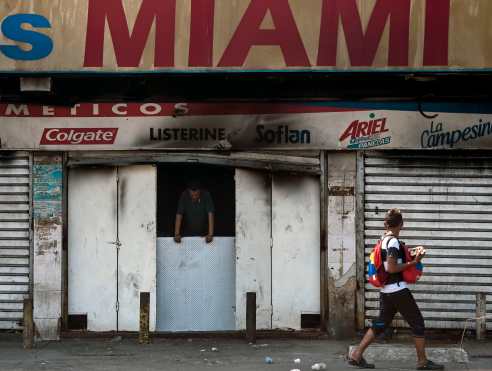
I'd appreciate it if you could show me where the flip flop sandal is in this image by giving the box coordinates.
[416,360,445,370]
[347,356,375,369]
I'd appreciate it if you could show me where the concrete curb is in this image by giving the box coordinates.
[348,345,469,363]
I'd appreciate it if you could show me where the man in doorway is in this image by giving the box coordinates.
[174,180,215,244]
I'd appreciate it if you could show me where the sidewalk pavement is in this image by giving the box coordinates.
[0,333,490,371]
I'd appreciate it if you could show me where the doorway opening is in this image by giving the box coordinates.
[157,164,235,237]
[156,164,236,331]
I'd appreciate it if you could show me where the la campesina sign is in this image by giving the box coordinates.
[0,0,491,72]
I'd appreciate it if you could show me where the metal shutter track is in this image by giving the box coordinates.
[0,153,30,330]
[364,153,492,330]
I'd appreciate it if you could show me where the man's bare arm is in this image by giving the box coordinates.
[205,213,214,243]
[208,213,214,237]
[174,214,183,243]
[386,253,423,274]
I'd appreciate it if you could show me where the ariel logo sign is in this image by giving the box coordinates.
[339,113,391,149]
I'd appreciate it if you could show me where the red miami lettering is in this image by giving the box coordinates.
[423,0,450,66]
[189,0,215,67]
[84,0,176,67]
[82,0,451,68]
[317,0,411,66]
[218,0,310,67]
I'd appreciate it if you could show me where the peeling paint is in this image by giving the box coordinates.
[36,240,57,256]
[327,152,357,339]
[33,155,63,341]
[237,220,247,239]
[123,272,140,297]
[328,186,354,196]
[146,221,155,232]
[334,263,356,289]
[328,269,357,339]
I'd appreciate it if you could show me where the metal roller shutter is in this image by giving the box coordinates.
[364,152,492,330]
[0,153,31,330]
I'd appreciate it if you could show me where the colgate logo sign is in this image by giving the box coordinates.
[40,128,118,145]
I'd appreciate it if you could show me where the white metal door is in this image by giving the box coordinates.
[68,168,117,331]
[235,169,272,329]
[364,152,492,330]
[117,165,157,331]
[69,166,157,332]
[0,153,31,329]
[272,174,320,330]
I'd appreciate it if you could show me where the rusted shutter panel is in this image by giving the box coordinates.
[364,152,492,330]
[0,153,31,329]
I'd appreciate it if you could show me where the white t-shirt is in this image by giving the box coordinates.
[381,235,407,294]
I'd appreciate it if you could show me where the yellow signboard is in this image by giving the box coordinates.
[0,0,490,72]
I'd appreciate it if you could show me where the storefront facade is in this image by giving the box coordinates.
[1,0,492,340]
[1,102,491,339]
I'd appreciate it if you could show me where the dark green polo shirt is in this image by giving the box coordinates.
[177,190,214,236]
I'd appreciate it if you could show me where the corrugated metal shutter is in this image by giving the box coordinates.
[0,153,31,329]
[364,152,492,330]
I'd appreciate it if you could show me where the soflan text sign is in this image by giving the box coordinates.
[1,102,492,150]
[0,0,491,72]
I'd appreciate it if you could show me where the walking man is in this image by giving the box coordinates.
[348,208,444,370]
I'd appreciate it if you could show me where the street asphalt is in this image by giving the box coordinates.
[0,333,490,371]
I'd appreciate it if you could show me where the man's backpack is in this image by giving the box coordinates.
[367,236,424,288]
[367,237,391,288]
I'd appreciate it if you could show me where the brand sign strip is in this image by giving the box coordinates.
[1,102,492,150]
[0,0,491,72]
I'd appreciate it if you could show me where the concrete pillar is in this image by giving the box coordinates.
[476,293,486,341]
[33,154,63,340]
[326,152,357,339]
